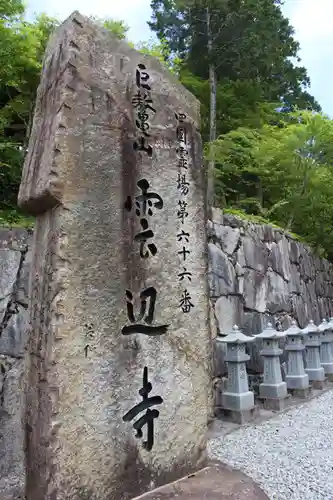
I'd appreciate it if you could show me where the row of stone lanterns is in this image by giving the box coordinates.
[216,318,333,423]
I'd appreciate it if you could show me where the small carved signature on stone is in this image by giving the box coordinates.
[84,323,94,357]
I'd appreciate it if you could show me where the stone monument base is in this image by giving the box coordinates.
[131,462,269,500]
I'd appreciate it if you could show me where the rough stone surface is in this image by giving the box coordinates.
[0,251,22,324]
[131,462,269,500]
[18,12,210,500]
[208,243,236,297]
[269,238,291,282]
[242,236,268,273]
[243,269,266,313]
[0,229,31,500]
[209,209,333,378]
[214,225,240,255]
[214,295,243,335]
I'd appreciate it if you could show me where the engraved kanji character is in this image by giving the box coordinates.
[175,112,187,123]
[133,137,153,157]
[123,366,163,451]
[178,157,188,169]
[136,63,151,90]
[124,179,163,217]
[134,218,157,259]
[177,200,188,224]
[179,289,194,313]
[177,144,188,158]
[132,90,156,113]
[177,229,190,243]
[178,246,190,261]
[121,288,169,336]
[136,116,150,136]
[177,126,187,143]
[177,173,189,195]
[178,267,192,282]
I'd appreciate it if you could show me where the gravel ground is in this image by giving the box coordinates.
[208,390,333,500]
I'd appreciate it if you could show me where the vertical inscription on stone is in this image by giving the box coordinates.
[18,11,209,500]
[124,179,163,259]
[132,63,155,157]
[121,63,167,450]
[123,366,162,451]
[176,113,194,314]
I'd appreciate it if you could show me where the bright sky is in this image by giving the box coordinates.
[25,0,333,116]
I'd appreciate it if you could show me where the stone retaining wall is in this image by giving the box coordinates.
[0,228,31,500]
[208,208,333,374]
[2,210,333,497]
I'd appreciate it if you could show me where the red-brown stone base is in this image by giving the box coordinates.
[131,461,270,500]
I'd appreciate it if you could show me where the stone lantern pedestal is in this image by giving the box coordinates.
[216,325,257,424]
[255,323,288,410]
[285,320,310,398]
[319,319,333,381]
[303,320,326,390]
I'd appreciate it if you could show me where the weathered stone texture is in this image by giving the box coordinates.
[209,209,333,375]
[269,238,291,281]
[18,11,210,500]
[0,229,31,500]
[208,243,236,297]
[131,462,270,500]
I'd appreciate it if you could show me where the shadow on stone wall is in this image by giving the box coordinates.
[208,208,333,376]
[1,211,333,497]
[0,228,32,500]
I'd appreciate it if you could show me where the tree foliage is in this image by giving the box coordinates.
[149,0,333,260]
[211,111,333,258]
[1,0,333,263]
[0,7,141,223]
[149,0,321,133]
[90,17,129,39]
[0,3,59,222]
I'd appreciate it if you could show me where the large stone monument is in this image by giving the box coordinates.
[18,12,211,500]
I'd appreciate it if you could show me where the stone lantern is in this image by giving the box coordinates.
[319,318,333,381]
[302,320,326,389]
[285,320,310,397]
[255,323,288,410]
[327,317,333,365]
[216,325,256,424]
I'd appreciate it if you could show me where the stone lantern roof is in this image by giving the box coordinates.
[302,320,319,335]
[327,317,333,330]
[285,320,302,337]
[216,325,254,344]
[318,319,330,332]
[255,322,286,340]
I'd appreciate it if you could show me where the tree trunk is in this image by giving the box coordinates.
[206,6,217,216]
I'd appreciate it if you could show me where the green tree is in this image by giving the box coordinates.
[211,111,333,258]
[149,0,321,209]
[91,17,129,39]
[149,0,320,113]
[0,9,133,223]
[135,38,181,73]
[0,6,59,220]
[0,0,24,19]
